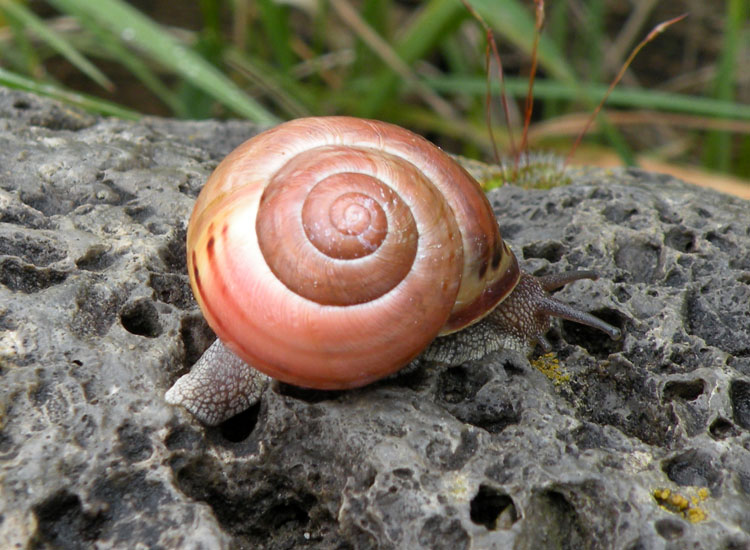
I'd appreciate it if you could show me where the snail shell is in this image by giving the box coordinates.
[186,117,518,389]
[168,116,621,425]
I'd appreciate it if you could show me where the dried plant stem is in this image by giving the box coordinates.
[565,13,688,165]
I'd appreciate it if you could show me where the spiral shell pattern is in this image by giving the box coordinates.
[187,117,518,389]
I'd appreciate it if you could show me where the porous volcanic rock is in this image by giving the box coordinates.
[0,87,748,550]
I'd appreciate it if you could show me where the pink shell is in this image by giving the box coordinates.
[187,117,518,389]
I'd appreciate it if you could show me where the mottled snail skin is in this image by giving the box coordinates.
[165,116,621,426]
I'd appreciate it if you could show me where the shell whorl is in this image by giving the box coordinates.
[187,117,518,389]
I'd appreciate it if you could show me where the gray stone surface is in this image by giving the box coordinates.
[0,87,748,549]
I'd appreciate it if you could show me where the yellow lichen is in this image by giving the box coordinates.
[686,507,707,523]
[669,493,689,511]
[652,487,709,523]
[531,353,570,385]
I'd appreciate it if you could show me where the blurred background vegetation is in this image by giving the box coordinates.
[0,0,748,195]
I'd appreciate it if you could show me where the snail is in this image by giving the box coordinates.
[165,116,621,425]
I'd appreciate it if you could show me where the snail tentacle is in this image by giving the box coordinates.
[485,271,621,353]
[424,270,621,362]
[535,270,599,291]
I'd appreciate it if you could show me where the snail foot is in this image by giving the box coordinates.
[165,339,269,426]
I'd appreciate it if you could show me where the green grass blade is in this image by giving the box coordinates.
[54,5,183,114]
[46,0,279,123]
[360,0,466,117]
[581,0,605,84]
[542,1,570,119]
[0,0,114,91]
[703,0,748,171]
[353,0,391,73]
[0,5,40,74]
[87,25,183,114]
[257,0,294,70]
[426,76,750,120]
[224,48,313,119]
[0,67,139,119]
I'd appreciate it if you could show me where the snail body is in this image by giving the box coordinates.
[166,117,621,425]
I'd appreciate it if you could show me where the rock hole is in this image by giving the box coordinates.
[515,490,585,549]
[561,308,624,358]
[393,468,413,479]
[164,425,203,451]
[664,268,686,288]
[662,449,721,490]
[75,245,114,272]
[614,286,631,303]
[705,230,734,253]
[724,537,750,550]
[588,187,613,201]
[602,204,637,224]
[116,422,154,463]
[124,203,154,224]
[277,383,342,404]
[522,241,564,263]
[418,516,470,550]
[0,257,67,293]
[173,458,322,544]
[664,227,696,253]
[264,500,311,531]
[151,272,194,309]
[463,401,520,435]
[694,206,712,219]
[436,365,491,404]
[662,379,704,402]
[120,299,162,338]
[656,204,681,224]
[709,417,737,440]
[614,240,661,283]
[0,231,66,266]
[71,283,122,338]
[0,199,51,229]
[425,429,479,471]
[13,99,31,110]
[729,380,750,430]
[654,518,685,540]
[382,359,432,392]
[571,422,609,450]
[470,484,517,530]
[625,538,649,550]
[32,490,104,548]
[218,401,262,442]
[179,316,215,366]
[501,355,526,376]
[496,221,522,241]
[159,226,187,272]
[0,432,15,458]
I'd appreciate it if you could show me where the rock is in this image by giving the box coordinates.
[0,87,748,549]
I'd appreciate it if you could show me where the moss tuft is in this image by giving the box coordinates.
[482,152,572,191]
